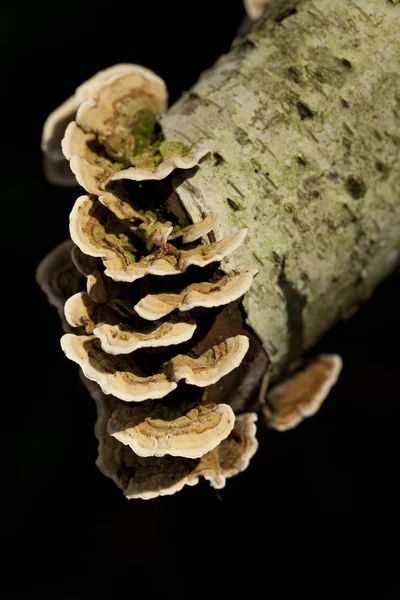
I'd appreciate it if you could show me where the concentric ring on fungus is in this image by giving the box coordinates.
[39,62,262,499]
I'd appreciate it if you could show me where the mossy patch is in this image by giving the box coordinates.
[159,141,190,159]
[89,102,193,175]
[91,217,138,265]
[130,110,161,157]
[129,139,191,170]
[101,107,161,167]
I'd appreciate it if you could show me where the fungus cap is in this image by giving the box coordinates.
[107,401,235,459]
[264,354,343,431]
[134,270,258,320]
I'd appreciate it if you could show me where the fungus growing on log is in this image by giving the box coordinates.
[64,292,97,331]
[168,336,250,387]
[170,213,217,244]
[61,334,178,402]
[70,245,98,277]
[62,67,167,196]
[134,270,258,320]
[60,333,249,401]
[107,400,235,459]
[69,195,247,282]
[39,58,259,490]
[109,144,210,182]
[35,240,85,330]
[37,0,400,499]
[264,354,343,431]
[86,271,108,303]
[41,96,78,186]
[42,64,154,186]
[93,318,197,355]
[82,374,258,499]
[243,0,275,21]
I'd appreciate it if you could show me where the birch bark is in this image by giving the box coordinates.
[162,0,400,375]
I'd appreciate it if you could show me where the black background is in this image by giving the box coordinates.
[2,0,400,596]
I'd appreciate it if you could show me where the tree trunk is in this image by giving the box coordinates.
[162,0,400,378]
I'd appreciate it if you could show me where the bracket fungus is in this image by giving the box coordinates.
[38,57,345,501]
[109,143,210,182]
[61,334,178,402]
[70,194,249,282]
[35,240,85,329]
[70,245,98,277]
[62,122,116,197]
[119,412,259,499]
[38,63,260,498]
[63,65,167,190]
[34,0,399,502]
[168,336,250,387]
[41,96,79,186]
[64,291,97,331]
[63,290,130,334]
[61,333,250,402]
[107,400,235,459]
[243,0,275,21]
[216,412,258,479]
[93,317,197,355]
[42,64,160,187]
[75,64,162,106]
[134,269,258,320]
[59,63,211,230]
[86,270,108,304]
[263,354,343,431]
[169,213,217,244]
[82,373,258,499]
[177,228,248,272]
[75,69,167,155]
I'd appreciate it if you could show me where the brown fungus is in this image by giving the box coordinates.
[42,64,154,187]
[134,269,258,320]
[70,245,99,277]
[75,69,167,155]
[264,354,343,431]
[83,375,258,499]
[244,0,275,21]
[64,291,97,331]
[40,62,260,500]
[70,195,248,282]
[169,213,217,244]
[61,334,177,402]
[41,96,78,186]
[178,228,248,272]
[110,143,210,182]
[107,400,235,459]
[93,317,197,355]
[168,335,250,387]
[86,270,108,304]
[63,291,128,334]
[35,240,85,329]
[61,333,250,401]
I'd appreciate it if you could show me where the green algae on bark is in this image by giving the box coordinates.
[162,0,400,374]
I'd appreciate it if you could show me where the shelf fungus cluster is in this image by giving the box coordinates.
[82,374,258,499]
[39,59,344,497]
[38,64,261,499]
